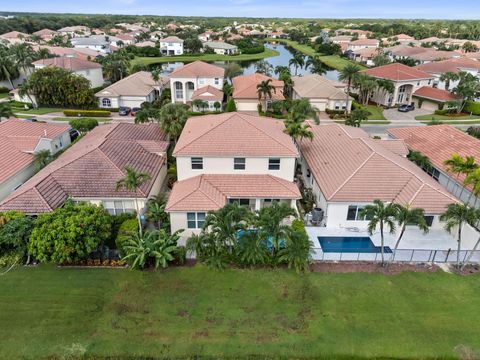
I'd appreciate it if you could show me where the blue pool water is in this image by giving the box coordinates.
[318,236,392,253]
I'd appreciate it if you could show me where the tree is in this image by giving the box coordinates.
[9,43,36,76]
[213,101,221,112]
[462,41,478,53]
[122,229,181,270]
[225,98,236,112]
[256,79,276,113]
[235,229,269,266]
[441,203,479,267]
[145,194,169,230]
[391,204,429,262]
[184,37,203,53]
[150,67,164,92]
[69,118,98,134]
[278,70,293,99]
[115,166,151,236]
[224,62,243,82]
[289,53,305,76]
[372,54,391,67]
[345,108,370,127]
[28,201,111,264]
[353,73,378,106]
[360,199,397,265]
[101,50,130,82]
[33,150,52,171]
[444,154,478,198]
[305,56,326,75]
[279,221,313,273]
[459,156,478,199]
[339,63,361,114]
[255,60,273,76]
[464,168,480,207]
[157,103,188,144]
[439,72,460,92]
[192,99,208,112]
[0,103,13,120]
[0,45,20,89]
[135,102,160,124]
[288,98,319,124]
[0,213,34,263]
[284,116,313,142]
[461,208,480,270]
[452,72,480,112]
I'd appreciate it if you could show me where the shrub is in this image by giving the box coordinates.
[115,218,139,254]
[467,126,480,139]
[174,246,187,265]
[64,110,111,117]
[0,215,34,259]
[0,253,22,267]
[0,86,10,94]
[69,118,99,133]
[464,100,480,116]
[225,98,236,112]
[434,109,448,115]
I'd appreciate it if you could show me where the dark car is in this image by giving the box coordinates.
[118,106,131,116]
[69,128,80,142]
[25,117,38,122]
[398,104,415,112]
[130,107,141,116]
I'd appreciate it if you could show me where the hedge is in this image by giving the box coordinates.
[464,100,480,116]
[0,86,10,94]
[63,110,111,117]
[115,218,139,255]
[434,109,449,115]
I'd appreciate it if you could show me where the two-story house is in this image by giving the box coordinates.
[170,61,225,104]
[166,112,301,243]
[160,36,184,55]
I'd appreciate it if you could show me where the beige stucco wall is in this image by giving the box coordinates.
[0,163,36,202]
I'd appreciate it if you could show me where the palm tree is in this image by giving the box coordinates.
[279,226,314,273]
[0,104,13,121]
[255,60,274,76]
[288,98,320,124]
[441,203,479,267]
[35,48,51,60]
[145,194,168,229]
[461,208,480,270]
[278,71,293,98]
[305,56,327,75]
[360,199,397,265]
[353,73,378,106]
[157,103,188,144]
[224,62,243,82]
[256,79,276,113]
[338,63,361,114]
[33,150,52,171]
[390,204,429,262]
[459,156,478,199]
[115,166,151,236]
[464,168,480,207]
[439,72,459,92]
[10,43,35,76]
[150,67,164,93]
[284,117,314,142]
[0,46,20,89]
[444,153,466,193]
[289,53,305,76]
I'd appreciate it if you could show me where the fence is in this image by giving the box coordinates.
[312,248,480,264]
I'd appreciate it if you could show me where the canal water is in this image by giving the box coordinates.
[157,43,340,81]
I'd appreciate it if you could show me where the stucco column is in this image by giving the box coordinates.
[182,81,187,104]
[255,198,261,211]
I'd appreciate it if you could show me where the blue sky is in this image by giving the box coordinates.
[1,0,480,19]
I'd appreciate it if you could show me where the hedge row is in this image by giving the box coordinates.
[464,100,480,116]
[64,110,111,117]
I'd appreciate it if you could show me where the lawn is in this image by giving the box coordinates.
[0,93,10,99]
[13,107,65,116]
[366,105,387,120]
[51,117,111,122]
[416,113,480,124]
[131,48,279,67]
[1,265,480,359]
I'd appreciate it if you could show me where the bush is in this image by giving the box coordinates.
[69,118,99,133]
[115,218,139,254]
[0,253,22,267]
[467,126,480,139]
[0,86,10,94]
[434,109,449,115]
[63,110,111,117]
[464,100,480,115]
[0,215,34,259]
[225,98,237,112]
[241,45,265,54]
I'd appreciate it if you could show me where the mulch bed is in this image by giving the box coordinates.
[310,261,439,275]
[451,264,480,276]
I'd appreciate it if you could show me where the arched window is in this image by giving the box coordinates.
[102,98,111,107]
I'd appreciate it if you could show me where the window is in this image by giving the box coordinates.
[346,205,370,221]
[422,165,440,181]
[191,157,203,170]
[102,98,111,107]
[229,198,250,206]
[199,78,205,85]
[424,215,434,227]
[335,102,340,110]
[234,157,246,170]
[103,200,136,216]
[268,158,280,170]
[214,78,220,85]
[175,82,183,99]
[187,212,205,229]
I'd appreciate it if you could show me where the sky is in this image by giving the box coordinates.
[1,0,480,20]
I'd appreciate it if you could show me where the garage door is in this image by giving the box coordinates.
[420,100,438,112]
[311,100,326,112]
[235,100,259,112]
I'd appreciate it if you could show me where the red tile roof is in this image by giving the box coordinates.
[364,63,434,81]
[415,57,480,74]
[413,86,459,102]
[166,174,300,211]
[232,73,284,100]
[191,85,224,101]
[170,60,225,78]
[32,57,102,71]
[173,112,298,157]
[0,123,169,215]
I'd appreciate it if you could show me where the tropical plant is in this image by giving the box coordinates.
[439,72,460,92]
[192,99,208,112]
[345,108,370,127]
[462,41,479,53]
[408,150,433,172]
[135,103,159,124]
[33,150,52,171]
[461,208,480,270]
[0,45,20,89]
[452,72,480,112]
[372,54,391,67]
[279,223,313,273]
[101,50,130,82]
[213,101,221,112]
[288,98,319,124]
[339,63,361,114]
[225,98,237,112]
[284,116,314,142]
[255,60,274,76]
[0,213,34,263]
[305,56,326,75]
[289,53,305,76]
[145,194,169,229]
[150,67,164,92]
[157,103,188,144]
[256,79,276,112]
[300,187,316,214]
[464,168,480,207]
[235,230,269,266]
[0,103,13,120]
[115,167,151,236]
[69,118,98,134]
[360,199,397,265]
[9,43,36,76]
[224,62,243,82]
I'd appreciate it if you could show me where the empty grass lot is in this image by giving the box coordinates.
[1,265,480,359]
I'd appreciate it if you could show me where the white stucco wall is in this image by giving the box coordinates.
[170,76,224,104]
[160,41,184,55]
[75,68,104,88]
[0,163,35,202]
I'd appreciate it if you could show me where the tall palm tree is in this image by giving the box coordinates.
[444,153,466,193]
[256,79,276,113]
[150,67,164,93]
[353,73,378,106]
[289,53,305,76]
[115,166,151,236]
[461,208,480,270]
[283,117,314,142]
[391,204,429,262]
[278,71,293,98]
[305,56,327,75]
[145,194,169,230]
[459,156,478,199]
[289,98,320,124]
[157,103,188,144]
[439,72,460,92]
[0,47,20,89]
[10,43,35,76]
[360,199,397,265]
[464,168,480,207]
[338,63,361,115]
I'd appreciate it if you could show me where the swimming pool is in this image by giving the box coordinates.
[318,236,392,253]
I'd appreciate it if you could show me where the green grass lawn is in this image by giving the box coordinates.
[51,117,111,122]
[366,105,386,120]
[1,265,480,359]
[13,107,65,116]
[131,48,279,67]
[416,114,480,121]
[0,93,10,99]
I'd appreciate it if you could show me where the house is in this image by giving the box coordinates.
[57,26,91,37]
[150,30,166,41]
[347,39,379,51]
[364,63,435,106]
[0,119,71,201]
[409,50,462,64]
[34,45,102,61]
[232,73,284,111]
[170,61,225,104]
[393,33,416,44]
[160,36,184,55]
[70,37,111,54]
[191,85,224,111]
[32,28,58,42]
[411,86,460,111]
[292,74,351,112]
[415,58,480,90]
[96,71,169,109]
[203,41,238,55]
[91,34,133,48]
[388,125,480,207]
[166,112,300,242]
[0,123,169,215]
[0,31,28,44]
[32,57,104,88]
[349,47,381,66]
[135,41,157,48]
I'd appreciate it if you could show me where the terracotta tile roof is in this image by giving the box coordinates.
[0,31,28,39]
[191,85,224,101]
[413,86,459,102]
[173,112,298,157]
[292,74,350,101]
[388,125,480,191]
[350,39,379,46]
[95,71,168,97]
[374,139,409,156]
[33,28,58,36]
[394,34,415,40]
[32,57,102,71]
[299,123,457,214]
[411,50,461,62]
[232,73,284,100]
[160,36,184,43]
[415,57,480,74]
[0,123,169,215]
[364,63,434,81]
[170,60,225,78]
[166,174,301,211]
[386,45,428,57]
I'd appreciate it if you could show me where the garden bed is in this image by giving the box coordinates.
[310,261,439,274]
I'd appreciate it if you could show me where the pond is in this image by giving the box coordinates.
[156,44,340,81]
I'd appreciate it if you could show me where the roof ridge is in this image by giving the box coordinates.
[267,175,298,197]
[199,176,227,206]
[33,186,55,212]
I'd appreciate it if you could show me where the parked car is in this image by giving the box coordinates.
[118,107,131,116]
[69,128,80,142]
[398,104,415,112]
[130,107,141,116]
[25,117,38,122]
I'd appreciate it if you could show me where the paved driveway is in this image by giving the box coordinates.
[384,108,430,121]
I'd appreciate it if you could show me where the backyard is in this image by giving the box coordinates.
[1,265,480,359]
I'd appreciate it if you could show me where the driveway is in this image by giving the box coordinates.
[384,108,430,121]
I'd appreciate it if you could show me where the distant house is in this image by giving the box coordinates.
[71,37,111,54]
[191,85,224,111]
[0,31,29,44]
[170,61,225,104]
[393,33,416,44]
[32,57,104,88]
[159,36,184,55]
[363,63,435,106]
[411,86,459,111]
[292,74,351,112]
[385,45,461,65]
[0,123,169,216]
[203,41,238,55]
[32,28,58,42]
[0,119,71,201]
[349,47,381,66]
[232,73,284,111]
[135,41,156,48]
[96,71,169,109]
[415,58,480,90]
[57,26,91,38]
[347,39,379,51]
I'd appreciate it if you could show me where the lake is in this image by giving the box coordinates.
[157,44,340,81]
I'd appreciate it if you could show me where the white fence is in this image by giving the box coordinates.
[312,248,480,264]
